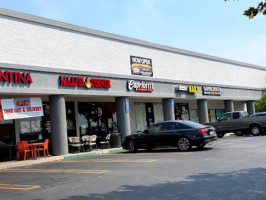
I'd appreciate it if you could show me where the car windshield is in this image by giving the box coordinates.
[177,121,205,128]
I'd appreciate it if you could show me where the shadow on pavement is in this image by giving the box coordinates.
[57,167,266,200]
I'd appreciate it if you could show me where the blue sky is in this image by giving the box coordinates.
[1,0,266,67]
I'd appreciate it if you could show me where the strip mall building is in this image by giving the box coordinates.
[0,8,265,156]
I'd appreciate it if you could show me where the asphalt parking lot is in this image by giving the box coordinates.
[1,135,266,200]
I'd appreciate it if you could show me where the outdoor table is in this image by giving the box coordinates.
[0,144,17,160]
[26,143,44,159]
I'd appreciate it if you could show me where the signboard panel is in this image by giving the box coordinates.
[130,56,153,77]
[202,86,222,96]
[1,97,43,120]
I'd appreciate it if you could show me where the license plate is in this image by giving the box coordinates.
[209,131,215,135]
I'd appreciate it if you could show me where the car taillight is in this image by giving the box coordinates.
[199,129,208,134]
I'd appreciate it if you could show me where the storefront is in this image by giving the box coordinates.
[0,8,265,158]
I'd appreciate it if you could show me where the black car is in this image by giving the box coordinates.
[123,121,217,152]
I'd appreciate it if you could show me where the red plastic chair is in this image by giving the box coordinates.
[36,139,50,159]
[17,141,33,161]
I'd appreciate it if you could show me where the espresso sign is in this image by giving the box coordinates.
[127,80,154,92]
[202,86,221,96]
[130,56,153,77]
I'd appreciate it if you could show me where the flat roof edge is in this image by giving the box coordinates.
[0,8,266,71]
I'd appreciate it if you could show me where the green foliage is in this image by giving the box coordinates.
[225,0,266,18]
[255,93,266,112]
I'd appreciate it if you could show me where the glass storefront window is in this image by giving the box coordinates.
[208,109,217,122]
[175,103,189,120]
[78,102,116,137]
[190,109,199,123]
[66,102,76,137]
[0,119,14,144]
[19,117,42,142]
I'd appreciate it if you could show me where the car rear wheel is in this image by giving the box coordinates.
[217,132,224,138]
[128,140,137,153]
[235,131,244,136]
[177,137,191,151]
[250,124,262,136]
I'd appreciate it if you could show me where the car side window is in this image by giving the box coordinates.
[163,122,178,130]
[177,123,190,129]
[232,113,240,119]
[219,113,231,121]
[148,123,164,133]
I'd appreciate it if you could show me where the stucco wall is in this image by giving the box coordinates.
[0,15,265,89]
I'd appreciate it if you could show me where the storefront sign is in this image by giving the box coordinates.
[202,86,222,96]
[188,86,200,93]
[59,76,111,89]
[176,85,188,91]
[130,56,153,77]
[127,80,154,92]
[1,97,43,120]
[0,70,32,84]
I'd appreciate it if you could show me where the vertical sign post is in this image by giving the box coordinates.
[125,98,130,113]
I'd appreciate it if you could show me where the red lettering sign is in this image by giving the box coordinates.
[0,71,32,84]
[59,76,111,89]
[0,100,2,121]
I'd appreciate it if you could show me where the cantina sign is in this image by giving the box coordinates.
[59,76,111,89]
[202,86,221,96]
[128,80,154,92]
[0,70,32,84]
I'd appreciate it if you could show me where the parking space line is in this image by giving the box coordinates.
[104,152,193,156]
[0,183,40,190]
[59,159,157,163]
[1,169,109,174]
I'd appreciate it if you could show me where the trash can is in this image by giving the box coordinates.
[110,133,122,148]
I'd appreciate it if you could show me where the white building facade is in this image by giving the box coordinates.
[0,8,265,156]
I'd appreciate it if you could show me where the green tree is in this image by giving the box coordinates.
[225,0,266,18]
[255,93,266,112]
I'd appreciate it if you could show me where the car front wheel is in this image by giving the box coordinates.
[178,137,191,151]
[128,140,137,153]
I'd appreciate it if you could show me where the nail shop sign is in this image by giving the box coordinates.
[127,80,154,92]
[202,86,222,96]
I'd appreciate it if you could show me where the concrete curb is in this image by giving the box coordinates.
[0,148,126,170]
[64,148,126,160]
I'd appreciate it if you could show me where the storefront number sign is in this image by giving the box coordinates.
[1,97,43,120]
[125,98,130,113]
[171,99,174,109]
[59,76,111,89]
[202,86,222,96]
[127,80,154,92]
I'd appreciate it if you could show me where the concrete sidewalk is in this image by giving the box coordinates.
[0,148,126,170]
